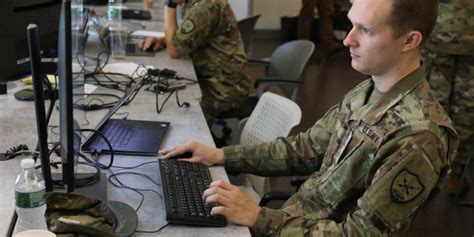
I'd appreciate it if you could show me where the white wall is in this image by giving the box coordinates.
[253,0,301,30]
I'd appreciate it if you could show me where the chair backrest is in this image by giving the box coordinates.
[266,40,315,100]
[236,92,302,199]
[239,92,301,145]
[237,15,260,55]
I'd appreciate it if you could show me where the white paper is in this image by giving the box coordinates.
[84,83,98,94]
[99,62,151,77]
[130,30,165,39]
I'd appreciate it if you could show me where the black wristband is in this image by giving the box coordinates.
[165,1,177,8]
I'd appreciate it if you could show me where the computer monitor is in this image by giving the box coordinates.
[58,0,84,193]
[0,0,61,82]
[27,24,54,192]
[25,0,85,193]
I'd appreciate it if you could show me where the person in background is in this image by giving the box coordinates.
[140,0,251,126]
[298,0,344,55]
[423,0,474,195]
[160,0,459,235]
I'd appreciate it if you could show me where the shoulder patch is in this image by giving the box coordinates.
[181,19,196,34]
[391,169,424,203]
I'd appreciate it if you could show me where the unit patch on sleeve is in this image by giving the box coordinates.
[181,19,196,34]
[390,169,424,203]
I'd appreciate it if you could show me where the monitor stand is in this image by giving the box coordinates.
[51,171,108,201]
[14,87,58,101]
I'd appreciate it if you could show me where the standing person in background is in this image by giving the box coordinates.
[140,0,251,126]
[423,0,474,195]
[298,0,343,56]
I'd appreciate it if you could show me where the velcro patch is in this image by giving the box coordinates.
[181,19,195,34]
[391,169,424,203]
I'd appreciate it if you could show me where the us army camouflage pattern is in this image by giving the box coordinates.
[423,0,474,164]
[172,0,251,124]
[223,66,459,236]
[425,0,474,55]
[45,192,117,236]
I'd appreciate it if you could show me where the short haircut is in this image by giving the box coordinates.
[387,0,438,44]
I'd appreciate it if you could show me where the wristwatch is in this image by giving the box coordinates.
[164,1,177,8]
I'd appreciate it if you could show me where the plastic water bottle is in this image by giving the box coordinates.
[14,158,47,234]
[108,0,123,29]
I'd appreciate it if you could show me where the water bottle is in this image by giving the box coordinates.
[14,158,47,234]
[108,0,123,29]
[108,0,127,59]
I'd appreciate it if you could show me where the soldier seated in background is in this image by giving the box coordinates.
[140,0,251,126]
[160,0,459,235]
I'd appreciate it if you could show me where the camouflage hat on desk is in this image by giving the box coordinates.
[45,192,138,237]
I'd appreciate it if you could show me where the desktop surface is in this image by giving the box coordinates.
[0,2,250,236]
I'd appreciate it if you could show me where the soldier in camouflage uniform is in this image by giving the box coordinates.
[160,0,459,235]
[298,0,344,55]
[423,0,474,194]
[141,0,251,125]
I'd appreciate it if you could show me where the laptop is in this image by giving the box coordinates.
[125,42,155,57]
[122,9,152,20]
[82,78,170,155]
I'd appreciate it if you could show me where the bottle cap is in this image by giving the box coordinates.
[21,158,35,169]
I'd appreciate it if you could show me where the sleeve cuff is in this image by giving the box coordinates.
[223,145,243,174]
[171,34,192,56]
[251,207,285,236]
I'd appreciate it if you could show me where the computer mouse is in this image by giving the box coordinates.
[146,46,155,52]
[169,152,193,159]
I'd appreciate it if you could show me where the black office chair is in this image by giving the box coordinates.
[213,40,315,146]
[456,145,473,206]
[237,15,261,56]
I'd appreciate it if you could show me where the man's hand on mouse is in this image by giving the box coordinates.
[139,37,164,51]
[159,141,225,166]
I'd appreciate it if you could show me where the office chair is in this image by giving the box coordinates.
[237,15,260,56]
[456,145,473,206]
[229,92,302,203]
[214,40,315,146]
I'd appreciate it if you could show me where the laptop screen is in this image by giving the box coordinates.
[84,77,144,142]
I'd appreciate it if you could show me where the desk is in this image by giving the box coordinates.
[0,2,250,236]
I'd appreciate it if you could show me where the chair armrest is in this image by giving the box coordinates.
[254,78,303,97]
[290,178,306,190]
[259,191,294,206]
[231,117,248,145]
[248,58,271,66]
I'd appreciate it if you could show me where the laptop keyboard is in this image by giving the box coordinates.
[96,120,138,147]
[159,159,226,227]
[125,43,155,57]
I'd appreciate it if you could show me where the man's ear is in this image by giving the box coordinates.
[402,31,423,52]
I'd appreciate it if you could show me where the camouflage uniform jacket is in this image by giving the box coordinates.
[172,0,250,102]
[223,66,459,236]
[425,0,474,55]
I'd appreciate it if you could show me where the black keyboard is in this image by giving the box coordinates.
[159,159,226,227]
[122,9,152,20]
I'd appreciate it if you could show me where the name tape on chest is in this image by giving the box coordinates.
[360,125,380,143]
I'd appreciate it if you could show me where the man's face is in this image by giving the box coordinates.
[343,0,407,77]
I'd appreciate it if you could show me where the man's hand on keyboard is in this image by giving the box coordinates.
[202,180,261,227]
[159,141,224,166]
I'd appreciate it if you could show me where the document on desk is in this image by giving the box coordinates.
[129,30,165,40]
[99,62,151,77]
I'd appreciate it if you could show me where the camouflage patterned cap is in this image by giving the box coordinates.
[45,192,137,237]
